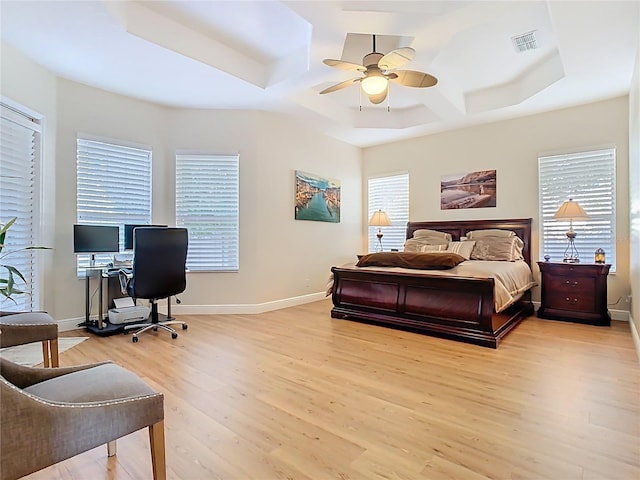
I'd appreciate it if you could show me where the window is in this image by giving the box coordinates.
[176,153,239,271]
[367,173,409,252]
[0,104,43,311]
[76,137,152,271]
[538,148,616,270]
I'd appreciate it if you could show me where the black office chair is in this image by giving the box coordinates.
[122,227,188,343]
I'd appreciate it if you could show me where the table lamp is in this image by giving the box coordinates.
[552,198,589,263]
[369,209,391,252]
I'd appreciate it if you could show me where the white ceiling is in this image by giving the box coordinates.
[1,1,638,147]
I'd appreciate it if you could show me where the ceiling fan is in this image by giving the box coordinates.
[320,34,438,104]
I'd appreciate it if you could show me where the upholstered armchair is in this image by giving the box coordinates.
[0,311,59,367]
[0,357,166,480]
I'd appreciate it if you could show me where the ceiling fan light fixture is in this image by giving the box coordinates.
[361,73,388,95]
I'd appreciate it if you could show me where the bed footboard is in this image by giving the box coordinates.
[330,266,531,348]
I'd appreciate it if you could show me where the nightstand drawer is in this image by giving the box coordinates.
[546,275,596,295]
[545,293,595,313]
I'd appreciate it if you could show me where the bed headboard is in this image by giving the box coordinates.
[406,218,533,266]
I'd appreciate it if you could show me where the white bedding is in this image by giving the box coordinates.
[329,260,536,313]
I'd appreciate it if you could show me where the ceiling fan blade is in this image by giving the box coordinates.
[390,70,438,88]
[378,47,415,71]
[323,59,367,72]
[320,78,361,94]
[368,88,388,104]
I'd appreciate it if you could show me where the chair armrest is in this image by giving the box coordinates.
[0,310,46,317]
[0,357,112,389]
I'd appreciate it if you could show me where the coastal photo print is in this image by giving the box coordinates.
[295,170,341,223]
[440,169,497,209]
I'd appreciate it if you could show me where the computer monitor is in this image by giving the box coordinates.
[73,224,119,266]
[124,224,168,250]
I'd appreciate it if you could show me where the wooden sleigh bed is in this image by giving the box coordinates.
[330,218,535,348]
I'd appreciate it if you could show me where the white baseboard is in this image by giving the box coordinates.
[58,317,87,332]
[169,292,327,315]
[56,292,328,332]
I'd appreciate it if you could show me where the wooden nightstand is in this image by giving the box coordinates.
[537,262,611,326]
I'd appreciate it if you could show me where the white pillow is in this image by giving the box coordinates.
[446,241,475,260]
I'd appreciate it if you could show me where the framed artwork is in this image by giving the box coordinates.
[441,169,497,209]
[295,170,340,223]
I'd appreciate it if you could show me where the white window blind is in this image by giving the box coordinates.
[176,154,239,272]
[76,137,152,271]
[0,104,41,312]
[538,148,616,270]
[368,173,409,252]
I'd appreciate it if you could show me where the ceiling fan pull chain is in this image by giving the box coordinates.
[387,87,391,112]
[359,85,363,111]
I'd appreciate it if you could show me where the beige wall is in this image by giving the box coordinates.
[629,34,640,344]
[362,97,631,312]
[253,111,362,303]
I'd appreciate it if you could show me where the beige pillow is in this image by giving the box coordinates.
[404,237,449,252]
[470,236,524,261]
[413,229,452,241]
[420,244,448,253]
[446,241,475,260]
[467,229,516,239]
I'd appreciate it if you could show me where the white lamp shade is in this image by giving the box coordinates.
[552,199,589,220]
[369,210,391,227]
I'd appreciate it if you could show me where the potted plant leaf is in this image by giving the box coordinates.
[0,217,50,304]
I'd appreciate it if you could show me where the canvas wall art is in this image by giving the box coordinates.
[295,170,341,223]
[440,170,497,209]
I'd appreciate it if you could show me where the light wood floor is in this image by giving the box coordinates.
[24,299,639,480]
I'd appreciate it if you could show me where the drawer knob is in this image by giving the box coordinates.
[564,280,579,286]
[565,297,579,304]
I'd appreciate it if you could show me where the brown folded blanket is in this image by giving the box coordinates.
[356,252,466,270]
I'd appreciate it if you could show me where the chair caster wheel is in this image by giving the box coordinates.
[171,333,178,339]
[182,323,188,330]
[132,336,138,343]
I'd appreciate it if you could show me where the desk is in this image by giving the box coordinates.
[84,268,128,335]
[84,268,176,336]
[84,268,105,329]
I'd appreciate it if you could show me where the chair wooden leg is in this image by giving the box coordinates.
[42,341,50,367]
[49,338,59,367]
[107,440,117,457]
[149,420,166,480]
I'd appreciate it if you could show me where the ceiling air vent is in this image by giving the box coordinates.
[511,31,538,53]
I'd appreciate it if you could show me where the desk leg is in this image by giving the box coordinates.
[85,274,91,325]
[98,275,104,329]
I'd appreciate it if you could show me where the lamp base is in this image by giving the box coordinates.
[562,257,581,264]
[375,231,383,252]
[563,232,580,263]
